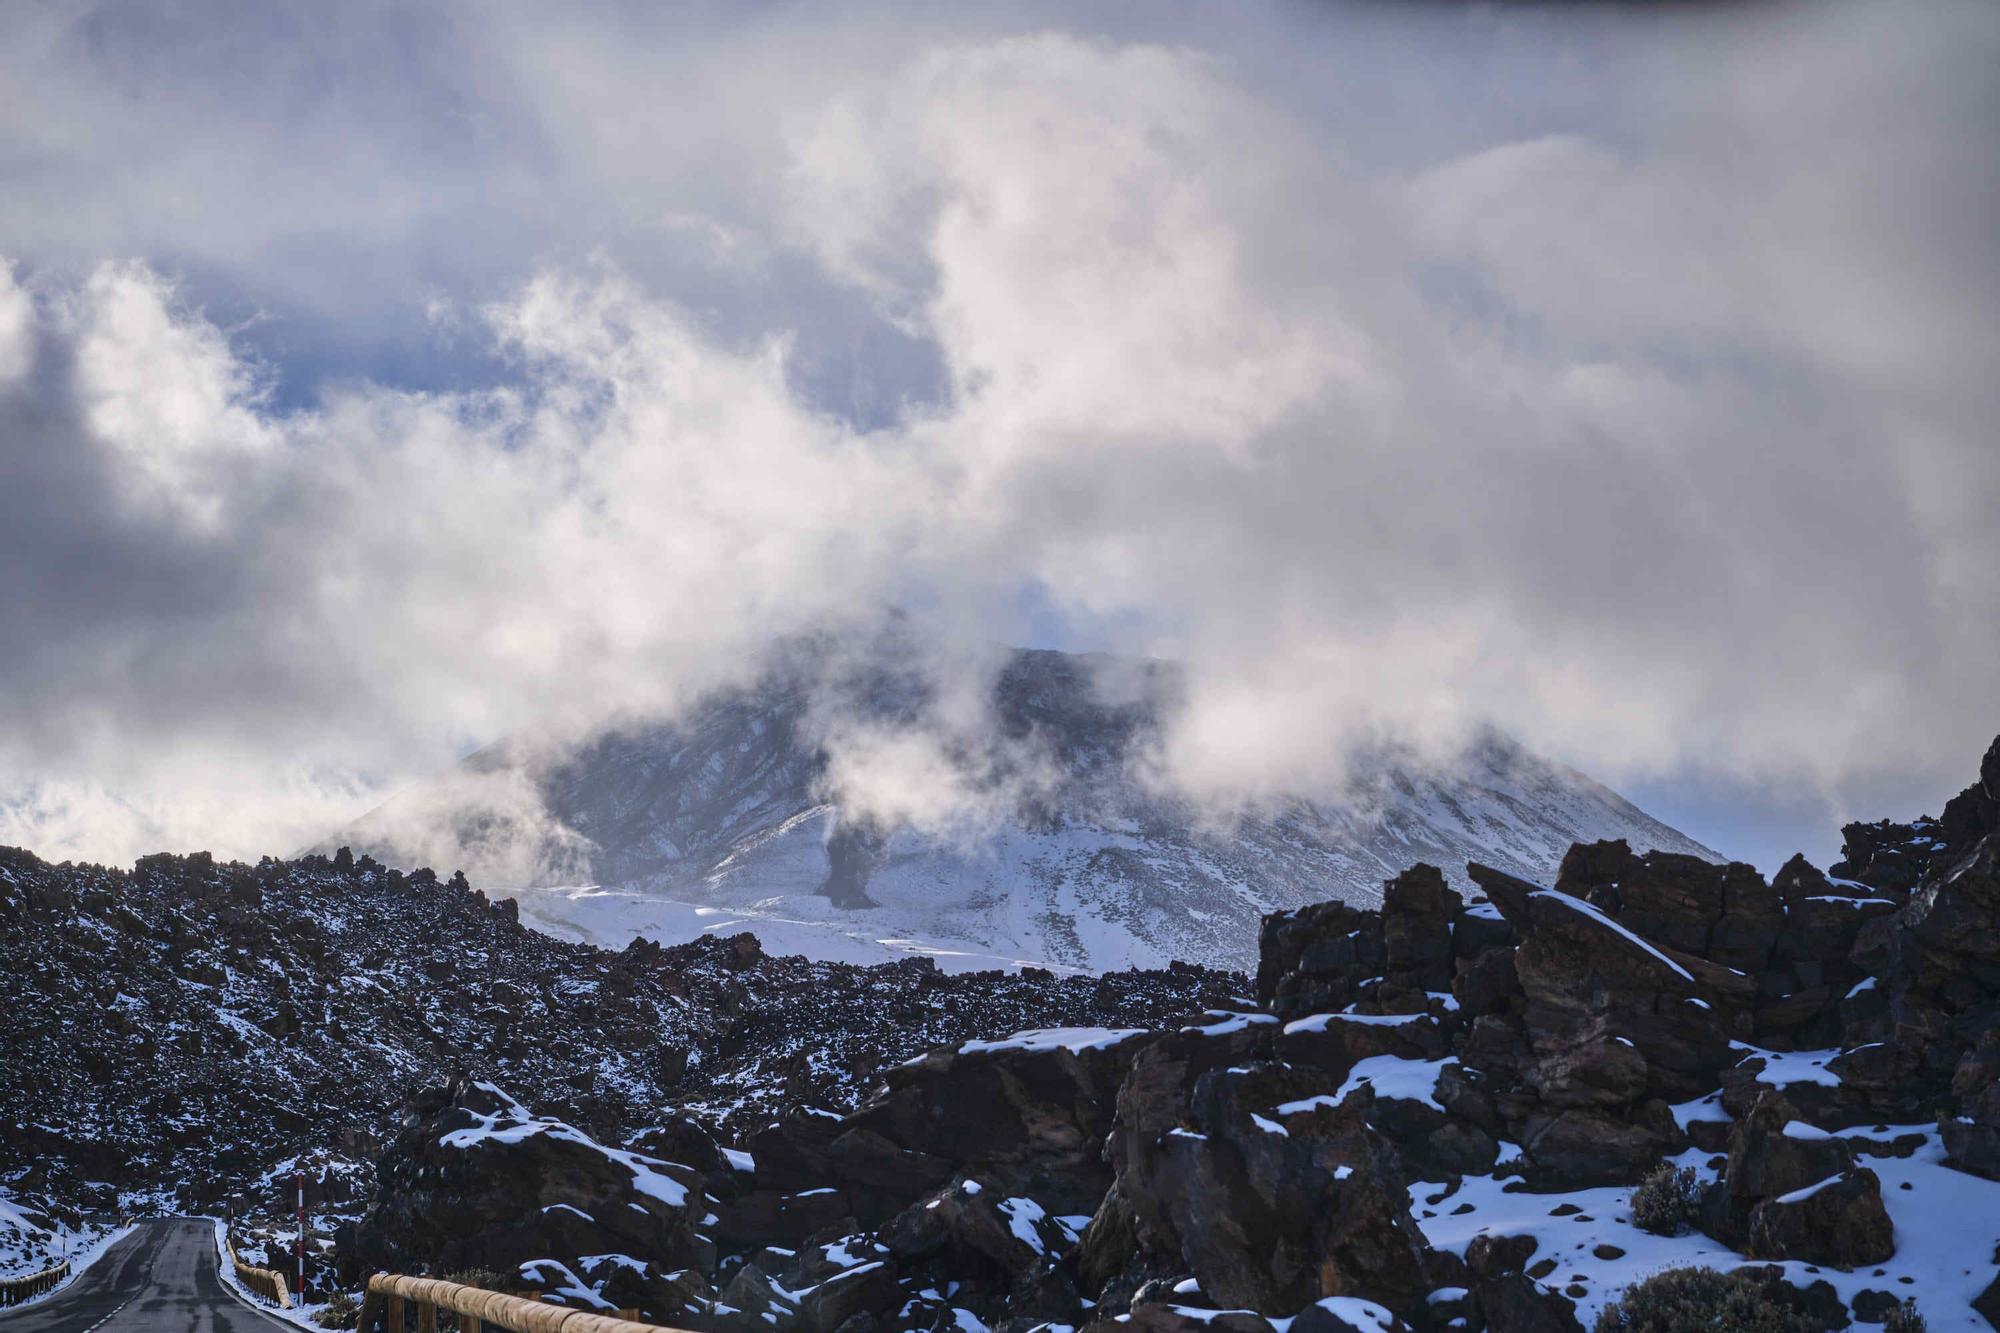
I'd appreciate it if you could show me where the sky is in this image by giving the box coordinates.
[0,0,1996,877]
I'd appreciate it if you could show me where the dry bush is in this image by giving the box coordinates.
[1593,1266,1822,1333]
[1628,1163,1702,1236]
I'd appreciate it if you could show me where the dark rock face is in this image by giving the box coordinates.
[1832,735,2000,1124]
[712,1025,1157,1253]
[1494,866,1730,1103]
[1257,900,1383,1020]
[352,1077,709,1313]
[1745,1167,1895,1268]
[1944,1031,2000,1180]
[1119,1063,1432,1316]
[1379,864,1463,1006]
[1474,1272,1583,1333]
[1107,1021,1281,1262]
[839,1027,1149,1215]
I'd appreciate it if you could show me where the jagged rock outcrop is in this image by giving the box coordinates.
[1115,1062,1433,1316]
[1257,899,1384,1020]
[351,1077,710,1314]
[1745,1166,1894,1268]
[1836,733,2000,1123]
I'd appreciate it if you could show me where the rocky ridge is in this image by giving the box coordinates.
[347,734,2000,1330]
[0,843,1231,1279]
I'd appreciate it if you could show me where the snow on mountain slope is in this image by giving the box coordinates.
[337,642,1718,973]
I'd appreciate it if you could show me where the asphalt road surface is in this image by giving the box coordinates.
[0,1219,288,1332]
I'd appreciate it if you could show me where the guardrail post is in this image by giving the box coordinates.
[388,1291,405,1332]
[418,1297,437,1332]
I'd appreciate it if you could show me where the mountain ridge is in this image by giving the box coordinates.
[333,639,1719,972]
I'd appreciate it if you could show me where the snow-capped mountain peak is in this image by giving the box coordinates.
[335,641,1716,972]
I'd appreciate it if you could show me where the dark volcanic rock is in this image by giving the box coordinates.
[837,1026,1155,1218]
[0,844,1229,1210]
[1702,1091,1855,1250]
[1944,1032,2000,1180]
[1745,1166,1895,1268]
[1465,864,1721,1183]
[1256,901,1383,1020]
[1110,1059,1433,1318]
[1378,863,1462,1004]
[353,1076,708,1319]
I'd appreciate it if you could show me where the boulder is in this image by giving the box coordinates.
[1274,1012,1446,1083]
[1379,864,1461,1001]
[796,1257,901,1333]
[1127,1301,1277,1333]
[712,1185,857,1251]
[1464,1233,1539,1279]
[1526,1035,1651,1110]
[1701,1091,1854,1249]
[1472,865,1732,1105]
[1257,900,1386,1020]
[1112,1061,1434,1318]
[719,1263,801,1330]
[352,1077,706,1320]
[882,1178,1054,1280]
[1286,1295,1413,1333]
[1518,1104,1682,1187]
[839,1026,1153,1216]
[1711,862,1787,975]
[1106,1022,1280,1261]
[1454,943,1521,1019]
[1556,844,1719,959]
[1474,1271,1583,1333]
[1942,1033,2000,1180]
[1746,1167,1895,1267]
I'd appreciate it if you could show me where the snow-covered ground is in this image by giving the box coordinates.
[0,1191,132,1306]
[514,880,1084,974]
[1409,1124,2000,1329]
[0,1192,115,1281]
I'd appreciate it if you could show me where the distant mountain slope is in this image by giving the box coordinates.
[336,642,1717,972]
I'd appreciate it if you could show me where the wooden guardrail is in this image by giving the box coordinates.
[225,1236,293,1309]
[0,1260,68,1308]
[361,1273,685,1332]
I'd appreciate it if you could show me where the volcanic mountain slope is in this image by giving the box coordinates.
[335,641,1717,972]
[0,843,1232,1248]
[349,731,2000,1333]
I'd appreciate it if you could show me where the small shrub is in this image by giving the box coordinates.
[313,1291,360,1330]
[1884,1300,1928,1333]
[1593,1266,1821,1333]
[1629,1163,1703,1236]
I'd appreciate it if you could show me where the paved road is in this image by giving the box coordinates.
[0,1219,287,1332]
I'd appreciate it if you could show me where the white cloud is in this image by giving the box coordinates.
[0,3,1994,869]
[0,261,30,387]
